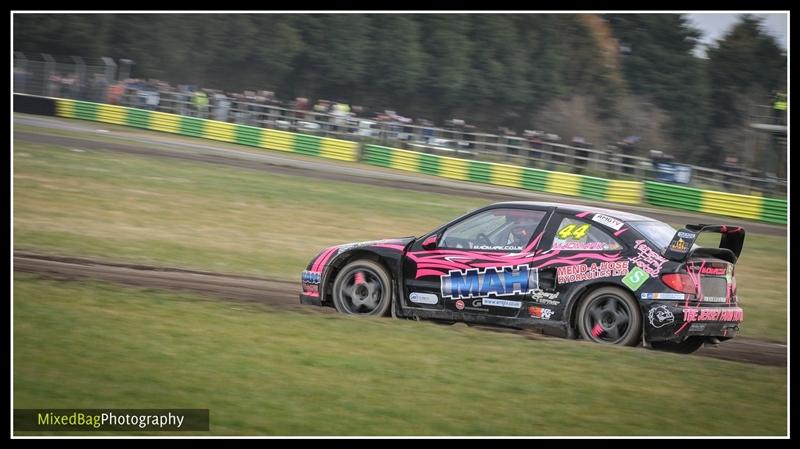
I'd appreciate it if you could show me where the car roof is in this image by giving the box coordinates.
[492,201,656,223]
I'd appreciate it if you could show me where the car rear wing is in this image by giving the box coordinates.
[663,224,746,263]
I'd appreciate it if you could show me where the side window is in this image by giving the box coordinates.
[550,217,622,251]
[440,208,547,251]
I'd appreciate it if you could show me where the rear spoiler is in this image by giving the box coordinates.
[663,224,745,263]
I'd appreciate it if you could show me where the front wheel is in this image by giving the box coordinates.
[332,259,393,316]
[577,287,642,346]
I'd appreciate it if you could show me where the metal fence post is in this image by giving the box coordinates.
[71,56,86,100]
[101,57,117,84]
[14,52,28,94]
[119,59,133,81]
[41,53,54,97]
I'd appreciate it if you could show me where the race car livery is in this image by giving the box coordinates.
[300,201,745,353]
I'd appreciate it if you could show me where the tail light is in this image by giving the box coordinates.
[661,273,696,294]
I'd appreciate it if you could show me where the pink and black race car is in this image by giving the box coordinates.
[300,201,745,353]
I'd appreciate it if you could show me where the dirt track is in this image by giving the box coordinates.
[14,251,786,367]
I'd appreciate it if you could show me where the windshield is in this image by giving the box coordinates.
[629,221,678,250]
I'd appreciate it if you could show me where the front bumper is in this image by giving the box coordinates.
[645,304,743,342]
[299,292,322,306]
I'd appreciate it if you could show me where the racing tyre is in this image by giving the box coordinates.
[332,259,393,316]
[577,287,642,346]
[650,337,705,354]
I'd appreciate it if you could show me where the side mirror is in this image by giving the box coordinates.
[422,235,438,250]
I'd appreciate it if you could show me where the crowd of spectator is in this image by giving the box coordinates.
[19,69,753,180]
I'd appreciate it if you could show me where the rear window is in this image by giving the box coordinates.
[629,221,678,250]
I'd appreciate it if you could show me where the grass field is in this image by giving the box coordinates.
[13,130,787,341]
[13,274,787,436]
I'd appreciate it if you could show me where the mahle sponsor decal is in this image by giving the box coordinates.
[441,265,538,300]
[622,266,650,291]
[591,214,624,231]
[409,292,439,305]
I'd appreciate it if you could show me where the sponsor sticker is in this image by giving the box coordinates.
[441,265,539,300]
[591,214,624,231]
[648,305,675,328]
[682,307,743,323]
[698,266,727,276]
[409,292,439,305]
[629,240,668,277]
[622,266,650,291]
[473,245,524,251]
[669,238,690,253]
[700,296,727,303]
[688,323,707,332]
[464,298,489,312]
[529,306,554,320]
[556,261,629,284]
[482,298,522,309]
[455,300,465,310]
[552,241,608,251]
[301,270,321,284]
[530,289,560,305]
[640,292,686,300]
[677,231,697,240]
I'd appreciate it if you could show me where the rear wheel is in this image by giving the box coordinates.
[577,287,642,346]
[650,337,705,354]
[332,259,392,316]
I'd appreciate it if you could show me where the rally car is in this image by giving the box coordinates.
[300,201,745,353]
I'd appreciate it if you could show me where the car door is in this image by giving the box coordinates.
[401,205,553,318]
[534,213,630,320]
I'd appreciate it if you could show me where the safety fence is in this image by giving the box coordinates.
[363,144,642,205]
[14,94,787,224]
[52,97,358,162]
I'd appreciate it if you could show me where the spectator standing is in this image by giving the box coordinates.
[193,90,209,118]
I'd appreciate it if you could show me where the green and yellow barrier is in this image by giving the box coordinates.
[54,98,358,162]
[644,182,786,224]
[363,145,643,205]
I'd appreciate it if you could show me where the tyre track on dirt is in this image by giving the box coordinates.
[14,251,786,367]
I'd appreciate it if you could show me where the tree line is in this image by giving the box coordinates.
[14,13,786,168]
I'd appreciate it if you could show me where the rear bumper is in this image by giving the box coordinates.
[645,304,743,342]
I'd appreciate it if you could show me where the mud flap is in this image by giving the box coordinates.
[641,324,652,348]
[390,279,400,319]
